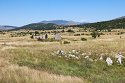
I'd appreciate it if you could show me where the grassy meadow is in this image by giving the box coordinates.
[0,30,125,83]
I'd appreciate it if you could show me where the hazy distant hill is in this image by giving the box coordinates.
[79,16,125,30]
[40,20,81,25]
[0,25,17,30]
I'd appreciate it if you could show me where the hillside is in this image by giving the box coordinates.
[14,23,61,30]
[79,16,125,30]
[40,20,80,25]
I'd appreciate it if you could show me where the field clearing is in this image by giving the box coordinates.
[0,33,125,83]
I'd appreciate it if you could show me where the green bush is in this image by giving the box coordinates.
[91,31,101,38]
[91,31,97,38]
[67,29,74,33]
[63,41,70,44]
[81,33,84,35]
[34,31,39,36]
[74,34,81,36]
[81,37,87,41]
[100,33,105,35]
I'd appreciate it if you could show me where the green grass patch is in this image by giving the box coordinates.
[7,48,125,83]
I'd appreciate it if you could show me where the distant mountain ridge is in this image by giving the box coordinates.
[40,20,81,25]
[0,25,17,30]
[1,16,125,30]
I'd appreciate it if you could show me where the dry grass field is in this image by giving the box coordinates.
[0,31,125,83]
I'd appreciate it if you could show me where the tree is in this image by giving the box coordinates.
[91,31,101,38]
[91,31,97,38]
[45,34,48,39]
[35,31,39,36]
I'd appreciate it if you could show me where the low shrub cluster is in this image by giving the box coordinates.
[63,41,70,44]
[81,37,87,41]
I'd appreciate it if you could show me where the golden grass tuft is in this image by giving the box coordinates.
[0,65,85,83]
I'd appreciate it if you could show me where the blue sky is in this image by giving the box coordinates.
[0,0,125,26]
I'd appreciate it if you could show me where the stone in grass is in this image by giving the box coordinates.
[115,52,125,65]
[54,34,62,40]
[72,50,76,54]
[106,57,113,66]
[84,56,93,62]
[56,50,65,56]
[99,56,103,60]
[84,56,89,59]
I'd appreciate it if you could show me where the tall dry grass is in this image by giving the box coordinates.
[0,65,85,83]
[0,50,85,83]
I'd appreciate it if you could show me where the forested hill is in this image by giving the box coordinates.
[79,16,125,30]
[14,23,61,30]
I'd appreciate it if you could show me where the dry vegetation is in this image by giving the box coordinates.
[0,29,125,83]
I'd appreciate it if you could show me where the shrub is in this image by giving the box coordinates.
[108,29,112,32]
[91,31,97,38]
[29,32,34,35]
[81,37,87,41]
[117,32,125,35]
[35,31,39,36]
[63,41,70,44]
[85,34,90,35]
[61,29,65,33]
[67,29,74,33]
[31,35,34,39]
[100,33,105,35]
[48,38,55,42]
[97,33,101,37]
[91,31,101,38]
[72,39,78,41]
[81,33,84,35]
[120,32,125,34]
[74,34,81,36]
